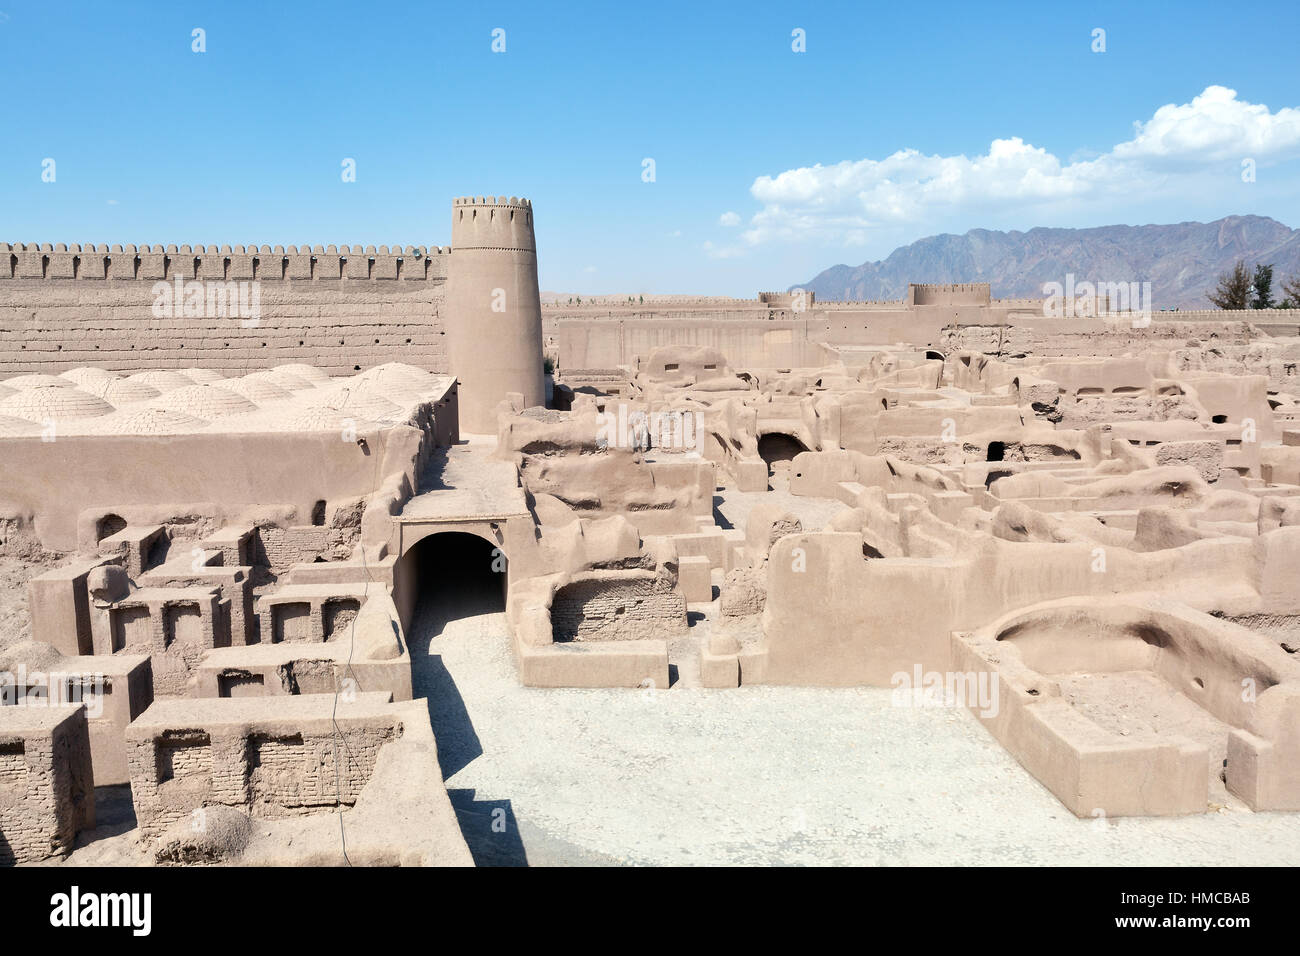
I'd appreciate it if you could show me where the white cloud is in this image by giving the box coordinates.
[583,264,597,273]
[1115,85,1300,164]
[719,211,741,227]
[741,86,1300,246]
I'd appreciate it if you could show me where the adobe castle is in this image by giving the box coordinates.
[0,195,546,433]
[3,189,1300,866]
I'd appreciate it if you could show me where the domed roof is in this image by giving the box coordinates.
[150,384,257,419]
[0,414,42,435]
[218,376,294,404]
[243,370,314,392]
[273,364,331,384]
[3,374,74,390]
[59,367,120,388]
[285,407,377,432]
[0,385,114,422]
[98,378,161,404]
[317,383,402,421]
[110,407,211,434]
[125,370,194,393]
[182,368,225,384]
[358,363,434,386]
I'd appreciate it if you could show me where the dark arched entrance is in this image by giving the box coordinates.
[397,532,507,638]
[757,433,808,470]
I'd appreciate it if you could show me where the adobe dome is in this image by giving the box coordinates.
[111,407,211,435]
[59,367,120,388]
[98,378,162,404]
[244,370,314,392]
[0,384,114,422]
[125,370,194,393]
[273,364,332,384]
[150,384,258,419]
[3,374,74,390]
[0,414,42,435]
[218,376,294,404]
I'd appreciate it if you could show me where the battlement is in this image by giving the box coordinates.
[908,282,992,306]
[758,290,815,307]
[450,195,536,252]
[453,195,532,208]
[1,242,450,282]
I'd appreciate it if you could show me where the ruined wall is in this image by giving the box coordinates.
[0,707,94,864]
[125,694,401,838]
[550,571,686,642]
[0,425,423,552]
[0,244,449,378]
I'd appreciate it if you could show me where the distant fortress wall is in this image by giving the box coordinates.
[907,282,991,306]
[0,243,450,378]
[552,282,1300,369]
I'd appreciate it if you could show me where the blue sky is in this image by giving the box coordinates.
[3,0,1299,295]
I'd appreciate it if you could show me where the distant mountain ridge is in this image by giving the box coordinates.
[793,215,1300,310]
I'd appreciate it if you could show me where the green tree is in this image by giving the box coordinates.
[1252,263,1275,309]
[1208,259,1253,310]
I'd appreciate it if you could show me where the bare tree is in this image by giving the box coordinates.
[1281,274,1300,309]
[1208,259,1253,310]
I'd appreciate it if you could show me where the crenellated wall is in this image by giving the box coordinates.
[0,242,451,378]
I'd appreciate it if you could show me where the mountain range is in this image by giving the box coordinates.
[793,215,1300,309]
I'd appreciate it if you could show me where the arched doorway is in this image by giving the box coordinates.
[97,513,126,541]
[757,433,808,469]
[397,531,507,639]
[757,432,809,489]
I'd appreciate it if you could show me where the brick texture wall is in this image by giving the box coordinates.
[551,571,686,642]
[0,275,448,378]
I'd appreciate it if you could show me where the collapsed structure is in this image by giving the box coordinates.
[3,196,1300,865]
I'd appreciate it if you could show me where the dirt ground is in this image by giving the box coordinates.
[412,595,1300,866]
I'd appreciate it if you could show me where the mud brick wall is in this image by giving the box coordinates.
[0,244,450,378]
[110,594,220,698]
[127,713,400,839]
[0,709,94,865]
[254,525,331,574]
[551,571,686,642]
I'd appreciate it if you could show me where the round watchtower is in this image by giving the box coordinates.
[445,196,545,432]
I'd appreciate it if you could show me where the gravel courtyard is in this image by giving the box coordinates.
[411,593,1300,867]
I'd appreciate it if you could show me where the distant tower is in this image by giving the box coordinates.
[446,196,545,433]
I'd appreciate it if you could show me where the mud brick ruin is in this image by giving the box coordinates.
[3,194,1300,865]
